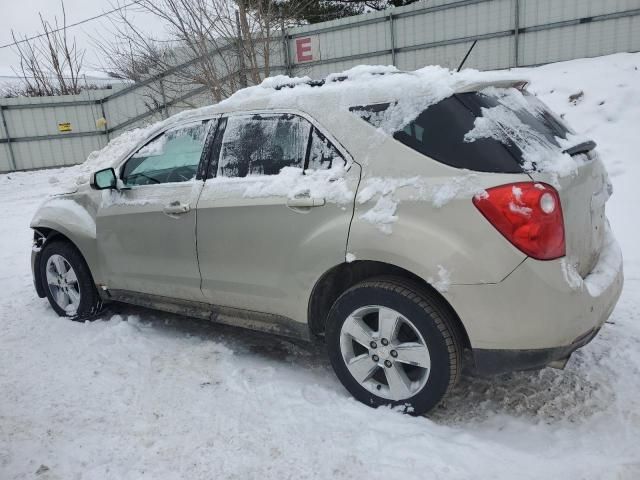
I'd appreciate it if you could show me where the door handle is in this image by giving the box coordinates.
[286,196,326,208]
[163,201,191,215]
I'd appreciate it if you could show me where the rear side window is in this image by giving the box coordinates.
[350,97,522,173]
[217,114,310,177]
[350,91,571,173]
[214,113,346,177]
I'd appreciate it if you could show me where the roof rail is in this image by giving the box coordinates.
[274,79,325,90]
[272,70,399,91]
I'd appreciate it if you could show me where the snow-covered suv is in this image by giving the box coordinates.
[30,66,623,415]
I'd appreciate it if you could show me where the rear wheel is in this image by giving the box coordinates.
[40,240,101,320]
[326,277,462,415]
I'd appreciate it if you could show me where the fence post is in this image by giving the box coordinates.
[158,79,169,119]
[389,12,396,66]
[513,0,520,67]
[99,99,110,142]
[235,11,248,88]
[0,106,17,171]
[282,22,291,76]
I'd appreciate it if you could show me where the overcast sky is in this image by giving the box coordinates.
[0,0,169,76]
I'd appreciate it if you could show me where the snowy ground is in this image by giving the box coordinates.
[1,53,640,479]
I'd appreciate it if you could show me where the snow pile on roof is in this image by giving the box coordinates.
[220,64,522,136]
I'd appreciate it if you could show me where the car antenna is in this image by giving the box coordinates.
[456,40,478,72]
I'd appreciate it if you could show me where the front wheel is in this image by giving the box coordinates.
[39,240,102,320]
[326,277,462,415]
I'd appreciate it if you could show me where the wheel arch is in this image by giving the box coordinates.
[32,227,97,298]
[307,260,471,350]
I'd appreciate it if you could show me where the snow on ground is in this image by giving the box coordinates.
[1,53,640,479]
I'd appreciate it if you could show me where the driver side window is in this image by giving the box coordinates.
[122,120,211,186]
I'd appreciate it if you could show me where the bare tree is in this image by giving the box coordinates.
[11,0,85,97]
[98,0,301,104]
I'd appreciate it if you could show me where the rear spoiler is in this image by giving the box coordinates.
[563,140,597,156]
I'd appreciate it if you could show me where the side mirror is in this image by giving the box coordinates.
[91,168,117,190]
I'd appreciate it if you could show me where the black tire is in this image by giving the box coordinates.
[39,239,102,320]
[326,276,462,415]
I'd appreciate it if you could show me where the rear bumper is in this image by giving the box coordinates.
[445,223,623,372]
[473,327,600,375]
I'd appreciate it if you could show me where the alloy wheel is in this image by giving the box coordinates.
[45,254,81,315]
[339,305,431,401]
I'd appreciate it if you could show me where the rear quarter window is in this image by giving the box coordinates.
[350,91,571,174]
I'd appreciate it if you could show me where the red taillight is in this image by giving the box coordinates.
[473,182,565,260]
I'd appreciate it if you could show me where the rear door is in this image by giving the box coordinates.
[195,111,359,322]
[97,119,215,301]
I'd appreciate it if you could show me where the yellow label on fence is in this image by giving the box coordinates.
[58,122,72,132]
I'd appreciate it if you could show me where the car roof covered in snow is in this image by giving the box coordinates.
[201,65,528,116]
[74,65,527,181]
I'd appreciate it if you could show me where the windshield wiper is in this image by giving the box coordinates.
[563,140,596,156]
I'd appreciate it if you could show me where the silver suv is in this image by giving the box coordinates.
[30,69,623,415]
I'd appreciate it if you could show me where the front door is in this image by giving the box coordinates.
[196,112,359,322]
[96,119,214,301]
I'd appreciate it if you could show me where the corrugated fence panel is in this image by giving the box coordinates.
[0,144,11,172]
[104,87,158,131]
[519,0,640,28]
[397,35,513,70]
[297,54,395,79]
[10,134,105,170]
[520,15,640,65]
[395,0,514,49]
[3,103,99,138]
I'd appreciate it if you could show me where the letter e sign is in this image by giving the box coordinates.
[296,37,313,62]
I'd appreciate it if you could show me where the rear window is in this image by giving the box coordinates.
[350,90,571,173]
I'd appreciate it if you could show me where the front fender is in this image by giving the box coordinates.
[30,193,101,283]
